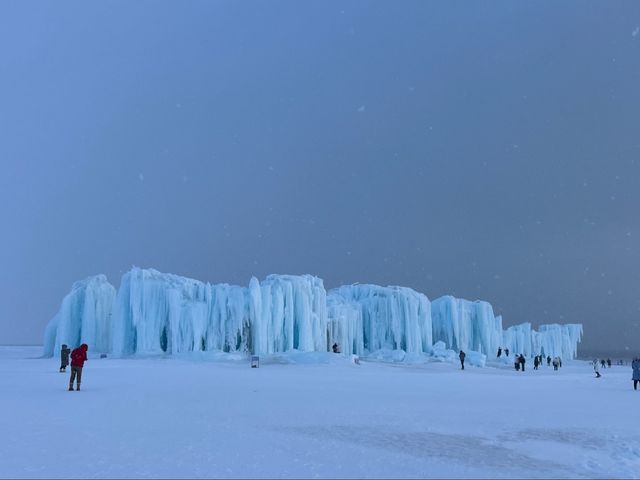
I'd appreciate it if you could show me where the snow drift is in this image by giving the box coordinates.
[43,268,582,362]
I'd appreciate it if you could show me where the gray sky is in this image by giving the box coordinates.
[1,1,639,353]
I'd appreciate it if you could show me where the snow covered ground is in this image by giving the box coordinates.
[1,346,638,479]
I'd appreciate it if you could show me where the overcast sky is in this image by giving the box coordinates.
[1,1,639,353]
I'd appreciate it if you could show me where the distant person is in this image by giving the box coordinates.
[558,357,562,368]
[632,357,640,390]
[514,358,520,371]
[593,359,601,378]
[59,344,71,373]
[69,344,88,391]
[505,348,509,357]
[552,358,559,371]
[519,354,526,372]
[607,358,612,368]
[497,347,502,358]
[459,350,466,370]
[547,355,551,367]
[600,359,606,369]
[332,343,340,354]
[533,356,539,370]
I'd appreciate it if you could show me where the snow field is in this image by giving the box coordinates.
[1,347,638,479]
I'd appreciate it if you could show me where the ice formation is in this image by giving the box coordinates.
[249,274,328,355]
[43,275,116,357]
[326,295,363,356]
[109,269,328,356]
[501,323,584,360]
[328,285,432,355]
[43,268,583,363]
[111,268,251,356]
[431,296,503,356]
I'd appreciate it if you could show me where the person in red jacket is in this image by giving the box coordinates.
[69,344,88,391]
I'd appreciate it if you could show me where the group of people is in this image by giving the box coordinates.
[592,358,612,377]
[458,347,566,373]
[59,343,88,391]
[513,354,527,371]
[496,347,509,357]
[58,343,640,391]
[532,354,555,370]
[498,347,563,372]
[591,358,612,377]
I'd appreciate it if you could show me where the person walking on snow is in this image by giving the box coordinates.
[593,359,601,378]
[601,359,606,369]
[69,344,88,391]
[459,350,466,370]
[505,348,509,357]
[59,344,71,373]
[497,347,502,358]
[632,357,640,390]
[519,354,526,372]
[607,358,612,368]
[533,356,539,370]
[547,355,551,367]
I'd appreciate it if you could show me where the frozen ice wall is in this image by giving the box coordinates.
[432,296,582,361]
[111,268,251,356]
[44,268,582,362]
[329,284,432,354]
[502,323,534,358]
[43,275,116,356]
[249,274,328,354]
[500,323,583,359]
[431,296,503,356]
[537,324,583,359]
[111,268,328,356]
[327,295,364,356]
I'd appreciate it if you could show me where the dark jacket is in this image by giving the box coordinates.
[60,345,71,367]
[632,359,640,381]
[459,351,466,361]
[71,344,88,368]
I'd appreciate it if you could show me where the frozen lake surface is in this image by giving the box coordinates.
[1,346,638,478]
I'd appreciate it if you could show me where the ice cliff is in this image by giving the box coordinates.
[108,269,329,356]
[431,296,504,357]
[43,275,116,357]
[43,268,583,362]
[328,284,432,355]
